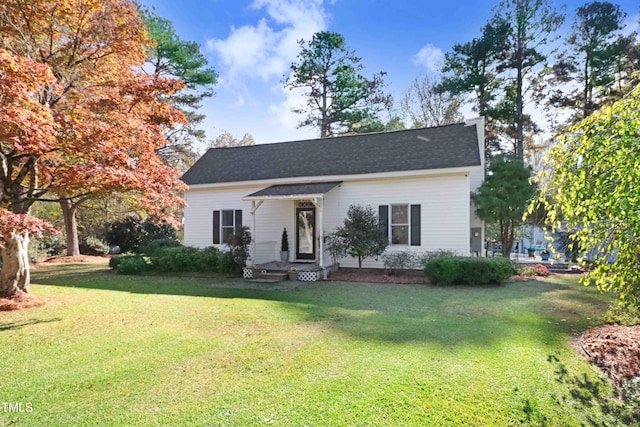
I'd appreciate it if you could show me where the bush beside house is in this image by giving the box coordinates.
[424,256,516,285]
[110,246,237,275]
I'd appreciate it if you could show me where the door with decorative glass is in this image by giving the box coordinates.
[296,203,315,260]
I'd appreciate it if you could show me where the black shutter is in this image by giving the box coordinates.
[213,210,220,244]
[410,204,421,246]
[234,209,243,232]
[379,205,389,241]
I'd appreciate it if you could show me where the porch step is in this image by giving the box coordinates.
[253,272,288,281]
[247,278,283,284]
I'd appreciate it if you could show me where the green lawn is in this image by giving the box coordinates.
[0,262,635,426]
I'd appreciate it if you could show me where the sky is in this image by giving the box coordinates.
[139,0,640,150]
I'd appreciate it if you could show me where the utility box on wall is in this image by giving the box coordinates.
[470,227,482,256]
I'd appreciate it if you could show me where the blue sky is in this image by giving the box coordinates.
[139,0,640,149]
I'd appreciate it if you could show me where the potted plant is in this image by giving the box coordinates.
[280,228,289,262]
[288,266,298,281]
[540,249,550,261]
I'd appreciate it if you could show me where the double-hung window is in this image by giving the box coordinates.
[213,209,242,244]
[391,205,409,245]
[379,204,421,246]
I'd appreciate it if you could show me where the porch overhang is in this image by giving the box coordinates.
[243,181,342,201]
[244,181,341,274]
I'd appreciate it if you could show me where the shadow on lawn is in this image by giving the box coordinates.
[30,263,606,348]
[547,354,640,425]
[0,317,61,332]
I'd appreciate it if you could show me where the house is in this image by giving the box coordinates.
[181,118,485,275]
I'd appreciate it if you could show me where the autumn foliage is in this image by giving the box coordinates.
[0,0,187,295]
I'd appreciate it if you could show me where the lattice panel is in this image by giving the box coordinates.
[297,270,320,282]
[242,267,253,279]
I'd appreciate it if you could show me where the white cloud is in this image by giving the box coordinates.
[207,0,328,81]
[412,43,444,73]
[267,85,308,132]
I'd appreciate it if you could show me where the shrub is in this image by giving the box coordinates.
[139,239,182,257]
[281,228,289,252]
[325,231,347,265]
[335,205,388,268]
[416,250,459,267]
[115,254,148,275]
[602,304,640,326]
[424,256,516,285]
[79,237,109,256]
[517,265,537,277]
[151,247,179,272]
[216,251,236,273]
[382,251,419,275]
[195,246,221,272]
[109,255,122,270]
[225,226,251,268]
[144,246,222,273]
[106,214,179,253]
[534,264,550,276]
[517,263,550,277]
[152,246,201,272]
[39,234,67,257]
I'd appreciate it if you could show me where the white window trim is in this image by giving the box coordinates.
[390,204,410,246]
[221,209,236,243]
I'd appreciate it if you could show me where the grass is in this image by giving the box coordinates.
[0,261,635,426]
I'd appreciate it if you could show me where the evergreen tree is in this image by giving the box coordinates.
[283,31,391,137]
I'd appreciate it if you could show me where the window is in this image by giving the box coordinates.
[379,204,421,246]
[221,210,235,244]
[391,205,409,245]
[213,209,242,244]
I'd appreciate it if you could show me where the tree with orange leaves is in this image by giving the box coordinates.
[0,0,186,297]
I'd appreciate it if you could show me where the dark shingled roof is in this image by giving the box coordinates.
[246,182,342,198]
[182,123,481,185]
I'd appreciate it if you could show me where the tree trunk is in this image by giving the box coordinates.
[0,232,31,297]
[60,199,80,256]
[515,62,524,160]
[515,0,525,160]
[501,219,515,257]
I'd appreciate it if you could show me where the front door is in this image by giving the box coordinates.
[296,206,316,260]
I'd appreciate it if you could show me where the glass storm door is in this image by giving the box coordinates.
[296,207,316,260]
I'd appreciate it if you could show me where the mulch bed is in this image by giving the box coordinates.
[0,292,45,311]
[580,324,640,396]
[41,255,110,264]
[328,268,430,284]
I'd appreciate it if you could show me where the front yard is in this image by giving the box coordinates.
[0,261,636,426]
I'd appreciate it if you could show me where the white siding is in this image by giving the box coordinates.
[323,174,471,268]
[184,185,296,263]
[184,172,473,268]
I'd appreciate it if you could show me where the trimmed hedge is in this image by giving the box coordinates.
[110,245,237,274]
[113,254,148,275]
[424,256,516,285]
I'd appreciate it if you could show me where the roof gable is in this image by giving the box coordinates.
[182,123,482,186]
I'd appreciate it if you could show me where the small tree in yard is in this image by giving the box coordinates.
[538,83,640,307]
[472,156,536,257]
[336,205,388,269]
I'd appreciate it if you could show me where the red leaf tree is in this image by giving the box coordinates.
[0,0,186,297]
